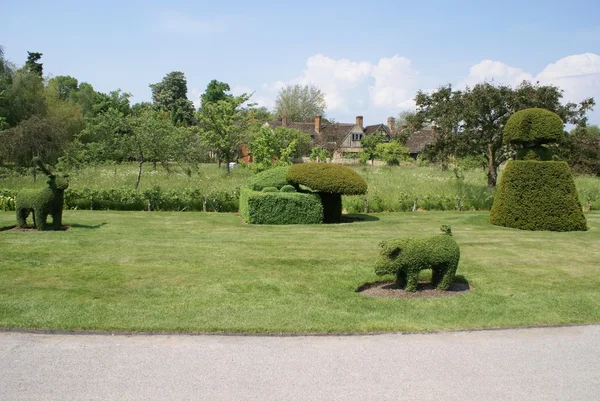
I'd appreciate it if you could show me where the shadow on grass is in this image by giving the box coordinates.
[0,225,16,232]
[340,214,380,223]
[357,274,471,299]
[69,223,107,230]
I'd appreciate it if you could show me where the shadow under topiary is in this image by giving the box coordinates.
[490,108,586,231]
[287,163,368,223]
[374,225,460,292]
[16,158,69,231]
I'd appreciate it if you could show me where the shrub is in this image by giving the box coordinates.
[280,185,296,192]
[287,163,368,195]
[504,108,564,146]
[247,166,290,191]
[516,147,553,161]
[374,226,460,292]
[489,160,587,231]
[239,187,322,224]
[262,187,278,192]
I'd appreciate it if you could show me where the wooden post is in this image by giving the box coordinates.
[412,197,418,212]
[364,197,369,213]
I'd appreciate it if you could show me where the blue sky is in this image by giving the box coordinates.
[2,0,599,124]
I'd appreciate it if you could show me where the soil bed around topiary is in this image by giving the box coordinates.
[357,280,472,299]
[3,225,70,232]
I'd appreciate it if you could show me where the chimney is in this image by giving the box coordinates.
[387,117,395,133]
[281,115,287,127]
[314,115,321,134]
[356,116,363,130]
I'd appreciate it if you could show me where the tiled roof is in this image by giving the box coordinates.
[404,128,438,154]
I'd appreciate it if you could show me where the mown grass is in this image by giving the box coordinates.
[1,210,599,334]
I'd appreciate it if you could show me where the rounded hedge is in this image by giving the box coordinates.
[287,163,368,195]
[489,160,587,231]
[503,108,564,145]
[247,166,290,191]
[280,185,296,193]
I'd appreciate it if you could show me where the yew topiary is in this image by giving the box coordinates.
[287,163,368,223]
[504,108,564,146]
[15,158,69,230]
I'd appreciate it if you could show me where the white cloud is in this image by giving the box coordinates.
[156,11,235,37]
[461,60,533,87]
[535,53,600,104]
[369,56,419,109]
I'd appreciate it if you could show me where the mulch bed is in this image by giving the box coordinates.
[2,225,70,232]
[357,280,472,299]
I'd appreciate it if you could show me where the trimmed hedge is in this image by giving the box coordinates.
[516,147,553,161]
[280,185,296,192]
[374,226,460,292]
[504,108,564,145]
[247,166,291,191]
[287,163,367,195]
[490,160,587,231]
[239,187,323,225]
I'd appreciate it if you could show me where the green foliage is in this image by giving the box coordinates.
[200,80,233,105]
[261,186,278,192]
[149,71,195,126]
[239,187,322,225]
[516,146,553,161]
[247,126,309,172]
[309,147,330,162]
[15,159,69,230]
[359,134,384,164]
[247,166,290,191]
[375,142,409,166]
[374,226,460,291]
[25,51,43,77]
[287,163,368,195]
[560,125,600,175]
[274,84,326,122]
[280,185,296,192]
[504,108,564,146]
[490,160,587,231]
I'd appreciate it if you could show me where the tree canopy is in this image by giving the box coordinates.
[274,84,326,122]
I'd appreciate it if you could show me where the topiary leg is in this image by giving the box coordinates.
[405,271,419,292]
[16,208,29,227]
[437,263,458,291]
[35,209,48,231]
[51,210,63,229]
[395,270,407,289]
[431,268,442,287]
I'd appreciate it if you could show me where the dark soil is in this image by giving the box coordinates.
[357,280,472,299]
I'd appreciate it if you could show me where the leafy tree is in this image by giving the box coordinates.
[248,126,311,172]
[358,134,384,165]
[243,106,275,123]
[415,81,595,187]
[274,84,326,122]
[310,147,330,163]
[376,142,409,166]
[200,80,233,105]
[561,125,600,175]
[47,76,79,101]
[25,51,43,77]
[197,93,251,174]
[2,68,46,127]
[150,71,195,126]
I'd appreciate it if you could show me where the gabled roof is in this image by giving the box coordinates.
[364,124,391,137]
[404,128,438,154]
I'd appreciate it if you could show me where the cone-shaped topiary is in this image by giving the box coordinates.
[287,163,368,223]
[15,158,69,231]
[490,108,586,231]
[489,161,587,231]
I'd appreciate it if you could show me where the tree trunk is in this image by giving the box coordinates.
[217,153,222,169]
[153,160,157,171]
[135,152,144,190]
[487,142,497,188]
[225,156,230,175]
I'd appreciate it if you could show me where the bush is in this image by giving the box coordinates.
[374,226,460,292]
[287,163,367,195]
[504,108,564,145]
[239,187,323,224]
[516,147,553,161]
[247,166,290,191]
[262,187,278,192]
[489,160,587,231]
[280,185,296,192]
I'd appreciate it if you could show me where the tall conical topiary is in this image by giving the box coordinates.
[490,108,587,231]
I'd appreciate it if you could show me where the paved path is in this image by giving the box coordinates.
[1,325,599,400]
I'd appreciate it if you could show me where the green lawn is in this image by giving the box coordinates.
[1,210,599,334]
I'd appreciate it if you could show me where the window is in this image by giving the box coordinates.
[352,133,363,141]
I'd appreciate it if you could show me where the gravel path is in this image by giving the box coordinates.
[1,325,599,400]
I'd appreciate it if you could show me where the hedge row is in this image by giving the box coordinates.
[490,161,587,231]
[239,187,323,224]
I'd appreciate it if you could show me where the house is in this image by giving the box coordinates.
[402,126,438,159]
[269,115,395,159]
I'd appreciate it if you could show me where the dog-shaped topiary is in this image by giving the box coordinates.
[16,158,69,231]
[374,225,460,292]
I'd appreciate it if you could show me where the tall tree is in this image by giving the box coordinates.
[197,93,251,175]
[415,81,595,187]
[149,71,195,126]
[200,80,233,105]
[47,75,79,101]
[25,51,43,77]
[274,84,326,122]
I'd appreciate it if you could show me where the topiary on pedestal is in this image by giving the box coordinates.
[287,163,368,223]
[490,108,587,231]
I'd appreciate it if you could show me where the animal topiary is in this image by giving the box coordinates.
[490,108,587,231]
[279,185,296,193]
[16,158,69,231]
[247,166,291,191]
[374,226,460,292]
[287,163,368,223]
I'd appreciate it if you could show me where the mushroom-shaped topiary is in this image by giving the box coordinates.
[504,108,564,160]
[287,163,368,223]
